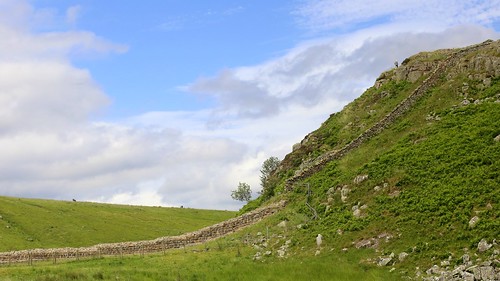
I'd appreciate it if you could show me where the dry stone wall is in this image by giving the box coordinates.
[285,40,497,191]
[0,200,286,265]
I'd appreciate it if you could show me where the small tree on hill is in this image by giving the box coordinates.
[260,156,281,199]
[231,182,252,202]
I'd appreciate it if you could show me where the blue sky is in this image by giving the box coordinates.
[53,1,303,117]
[0,0,499,210]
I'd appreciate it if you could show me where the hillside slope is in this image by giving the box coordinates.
[0,196,235,252]
[252,39,499,279]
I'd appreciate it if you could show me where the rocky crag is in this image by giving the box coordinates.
[285,39,499,191]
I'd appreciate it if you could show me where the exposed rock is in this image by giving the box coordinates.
[472,266,496,280]
[264,251,272,256]
[316,234,323,248]
[373,185,381,192]
[478,239,492,253]
[469,216,480,228]
[353,208,362,218]
[426,264,442,275]
[277,221,287,228]
[440,260,450,267]
[353,174,369,184]
[378,256,393,266]
[494,135,500,142]
[340,185,350,202]
[462,271,475,281]
[355,239,374,249]
[399,252,409,262]
[389,190,400,198]
[462,254,471,265]
[327,187,336,196]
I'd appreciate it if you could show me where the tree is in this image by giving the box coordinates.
[260,156,281,198]
[231,182,252,202]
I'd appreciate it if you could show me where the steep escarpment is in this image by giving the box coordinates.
[252,40,499,280]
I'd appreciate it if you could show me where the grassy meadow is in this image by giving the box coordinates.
[0,196,235,252]
[0,215,402,281]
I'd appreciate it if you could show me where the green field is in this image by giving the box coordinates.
[0,196,235,252]
[0,215,401,281]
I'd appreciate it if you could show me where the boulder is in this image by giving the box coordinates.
[477,239,492,253]
[398,252,409,262]
[468,216,480,228]
[340,186,350,203]
[377,256,392,266]
[353,174,369,184]
[277,221,287,228]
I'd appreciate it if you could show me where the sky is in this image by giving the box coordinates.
[0,0,499,210]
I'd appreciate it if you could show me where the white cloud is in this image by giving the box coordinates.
[187,25,498,122]
[295,0,500,32]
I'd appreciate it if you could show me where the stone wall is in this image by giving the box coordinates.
[285,40,497,191]
[0,200,286,265]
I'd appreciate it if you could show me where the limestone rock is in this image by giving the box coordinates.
[494,134,500,142]
[377,256,392,266]
[399,252,409,262]
[353,208,362,218]
[477,239,492,253]
[353,174,369,184]
[340,185,350,202]
[469,216,480,228]
[277,221,287,228]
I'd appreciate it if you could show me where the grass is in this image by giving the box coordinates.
[0,196,235,252]
[284,71,500,271]
[0,218,402,281]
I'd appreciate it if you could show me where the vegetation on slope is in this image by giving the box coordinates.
[243,40,500,275]
[0,196,235,252]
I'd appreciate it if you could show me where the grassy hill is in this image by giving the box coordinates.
[0,196,235,252]
[0,40,498,280]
